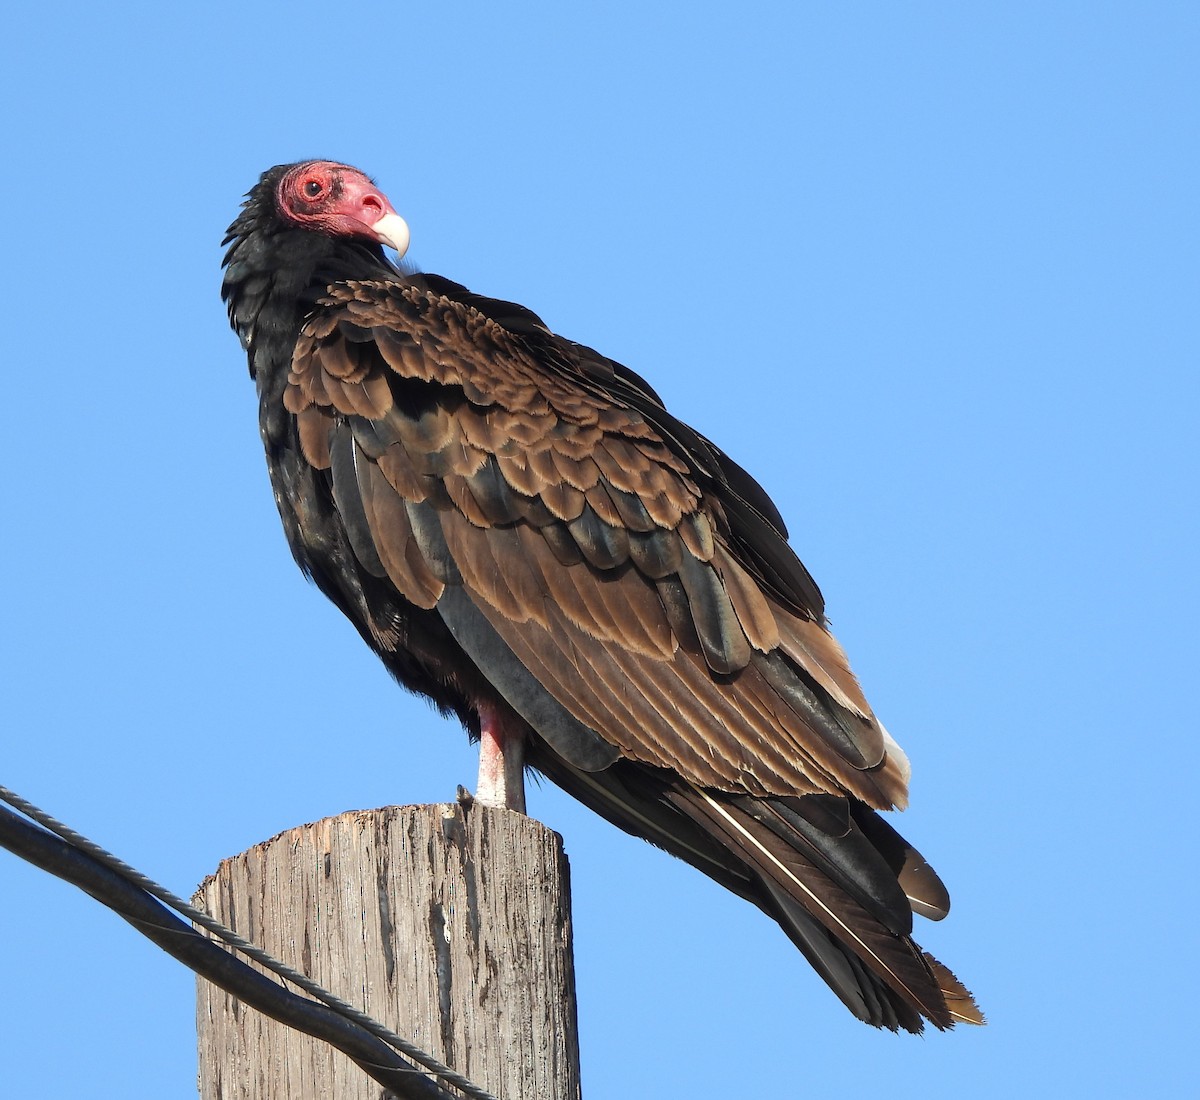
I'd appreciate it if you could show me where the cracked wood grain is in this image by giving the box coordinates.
[195,804,581,1100]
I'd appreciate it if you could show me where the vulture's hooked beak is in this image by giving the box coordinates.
[372,211,411,258]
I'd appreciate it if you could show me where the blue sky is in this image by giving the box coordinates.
[2,2,1196,1096]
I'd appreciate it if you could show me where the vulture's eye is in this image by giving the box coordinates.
[303,179,324,199]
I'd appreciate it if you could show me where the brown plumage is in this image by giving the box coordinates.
[223,160,983,1031]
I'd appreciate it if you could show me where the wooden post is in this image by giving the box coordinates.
[195,803,581,1100]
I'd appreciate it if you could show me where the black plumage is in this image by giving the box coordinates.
[222,160,982,1031]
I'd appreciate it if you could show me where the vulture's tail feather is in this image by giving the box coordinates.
[534,751,982,1032]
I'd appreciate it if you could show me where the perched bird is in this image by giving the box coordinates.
[222,160,982,1032]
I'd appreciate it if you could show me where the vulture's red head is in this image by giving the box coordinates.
[274,161,410,256]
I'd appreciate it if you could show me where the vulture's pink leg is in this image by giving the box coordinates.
[475,703,526,812]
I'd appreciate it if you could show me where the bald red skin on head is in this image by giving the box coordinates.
[275,161,402,244]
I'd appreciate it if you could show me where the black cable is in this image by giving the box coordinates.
[0,784,497,1100]
[0,804,462,1100]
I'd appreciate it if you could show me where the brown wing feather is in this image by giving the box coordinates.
[288,280,909,809]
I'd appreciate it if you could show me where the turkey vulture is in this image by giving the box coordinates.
[222,160,982,1032]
